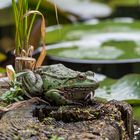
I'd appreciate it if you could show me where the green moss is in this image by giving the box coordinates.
[49,135,65,140]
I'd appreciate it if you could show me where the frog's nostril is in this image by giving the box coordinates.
[86,71,94,76]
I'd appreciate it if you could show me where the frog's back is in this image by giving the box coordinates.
[36,64,79,79]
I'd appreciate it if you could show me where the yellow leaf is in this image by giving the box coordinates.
[35,46,46,68]
[6,65,15,81]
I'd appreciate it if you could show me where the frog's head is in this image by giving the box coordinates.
[38,64,99,91]
[60,71,99,92]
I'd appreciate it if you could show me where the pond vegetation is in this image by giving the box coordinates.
[0,0,140,139]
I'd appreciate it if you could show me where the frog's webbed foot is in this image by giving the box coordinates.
[44,89,69,106]
[84,91,94,104]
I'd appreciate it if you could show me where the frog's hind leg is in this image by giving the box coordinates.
[44,89,82,106]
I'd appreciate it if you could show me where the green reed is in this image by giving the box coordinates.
[12,0,42,55]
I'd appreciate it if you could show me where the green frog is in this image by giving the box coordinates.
[21,64,99,105]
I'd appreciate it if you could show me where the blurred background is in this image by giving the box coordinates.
[1,1,140,137]
[1,0,140,77]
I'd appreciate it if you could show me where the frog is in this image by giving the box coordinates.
[21,64,99,105]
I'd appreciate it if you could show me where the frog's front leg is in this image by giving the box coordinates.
[44,89,80,106]
[84,92,94,102]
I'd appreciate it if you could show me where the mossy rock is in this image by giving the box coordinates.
[0,97,134,139]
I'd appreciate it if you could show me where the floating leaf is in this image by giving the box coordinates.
[95,74,140,105]
[133,106,140,122]
[46,20,140,61]
[46,20,140,44]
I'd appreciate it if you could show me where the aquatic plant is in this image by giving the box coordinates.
[12,0,47,72]
[12,0,42,55]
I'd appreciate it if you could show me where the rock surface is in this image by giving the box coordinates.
[0,97,134,140]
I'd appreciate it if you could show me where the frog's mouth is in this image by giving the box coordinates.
[59,87,95,100]
[60,82,99,93]
[62,87,95,92]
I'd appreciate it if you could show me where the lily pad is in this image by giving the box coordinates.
[95,74,140,104]
[133,106,140,122]
[46,40,140,60]
[108,0,139,7]
[46,19,140,44]
[45,20,140,61]
[95,73,140,122]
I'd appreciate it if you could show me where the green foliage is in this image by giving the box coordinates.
[45,20,140,44]
[95,74,140,105]
[95,73,140,123]
[0,71,27,104]
[0,80,23,103]
[46,20,140,60]
[12,0,42,55]
[133,106,140,123]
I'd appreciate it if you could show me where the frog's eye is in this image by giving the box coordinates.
[77,73,86,80]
